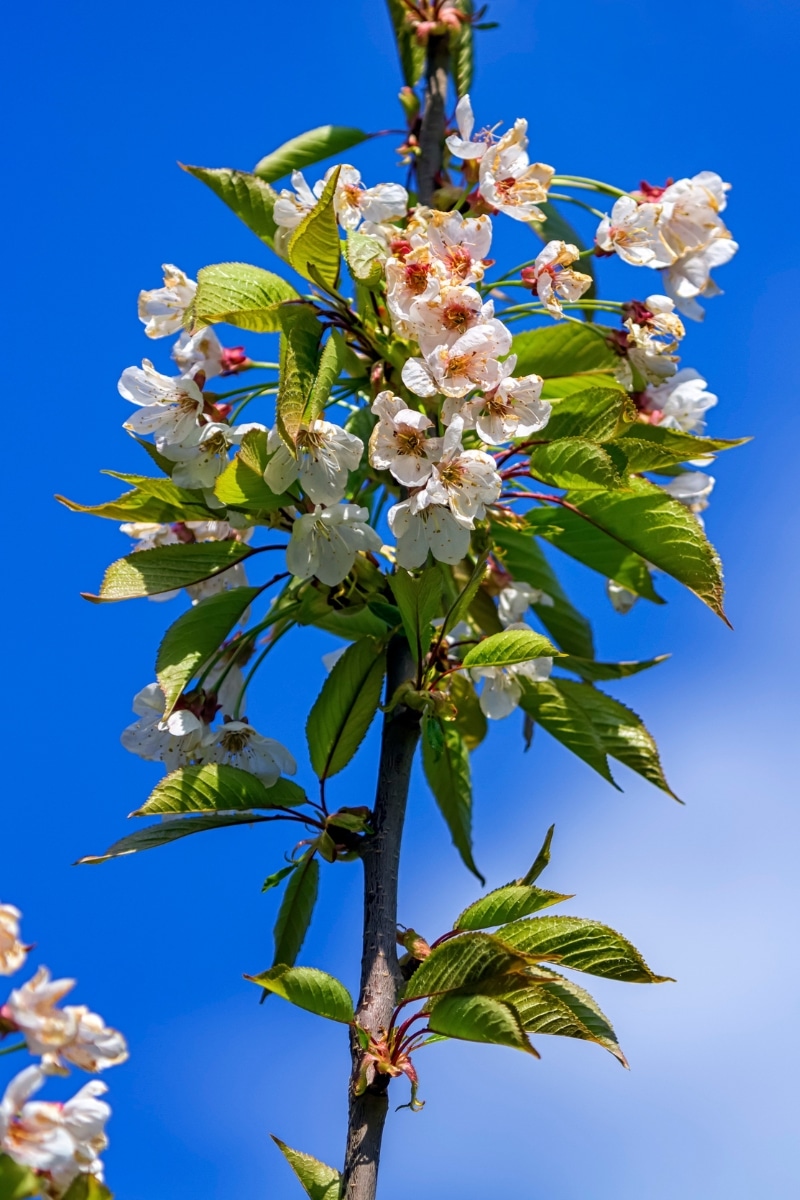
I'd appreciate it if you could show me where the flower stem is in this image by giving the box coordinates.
[0,1041,26,1057]
[550,175,628,198]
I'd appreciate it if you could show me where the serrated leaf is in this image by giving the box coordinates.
[421,719,484,883]
[564,477,726,619]
[273,853,319,967]
[427,993,537,1054]
[544,387,636,442]
[57,472,212,524]
[401,931,536,1001]
[518,679,616,785]
[305,333,344,424]
[288,166,342,288]
[448,673,487,751]
[511,322,618,379]
[254,126,369,183]
[344,232,386,286]
[133,764,306,817]
[271,1137,341,1200]
[306,638,386,779]
[246,965,354,1022]
[540,374,625,399]
[77,813,273,864]
[277,304,324,446]
[524,506,663,602]
[390,566,442,671]
[0,1153,41,1200]
[454,884,571,931]
[490,520,594,657]
[556,680,678,799]
[558,654,669,682]
[461,628,558,669]
[84,541,254,602]
[528,438,627,490]
[193,262,298,332]
[156,587,260,713]
[614,423,749,472]
[385,0,426,85]
[496,915,672,983]
[181,164,278,247]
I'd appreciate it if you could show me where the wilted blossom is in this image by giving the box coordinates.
[521,241,592,318]
[138,264,196,338]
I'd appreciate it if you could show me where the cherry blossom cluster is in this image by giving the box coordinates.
[1,904,126,1195]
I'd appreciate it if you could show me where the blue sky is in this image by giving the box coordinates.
[4,0,800,1196]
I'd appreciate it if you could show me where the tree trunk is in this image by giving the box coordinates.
[416,34,450,206]
[342,637,420,1200]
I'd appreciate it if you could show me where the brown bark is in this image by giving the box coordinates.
[415,33,450,206]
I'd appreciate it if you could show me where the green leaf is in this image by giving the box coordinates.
[528,438,627,490]
[401,931,536,1002]
[454,884,571,931]
[390,566,442,671]
[156,586,260,713]
[614,423,749,472]
[133,764,306,817]
[511,322,618,379]
[84,541,254,603]
[540,374,625,399]
[448,673,488,751]
[544,386,636,442]
[461,628,558,669]
[306,638,387,779]
[181,164,278,248]
[563,477,726,619]
[427,993,536,1054]
[522,824,555,884]
[344,232,386,286]
[277,304,324,446]
[57,472,212,524]
[262,863,298,893]
[61,1177,113,1200]
[77,813,274,864]
[490,520,594,657]
[559,654,669,682]
[271,1137,341,1200]
[288,165,342,288]
[496,915,673,983]
[518,679,615,785]
[214,430,291,512]
[305,333,344,424]
[556,680,678,799]
[193,262,298,332]
[421,719,484,883]
[273,853,320,967]
[0,1153,42,1200]
[245,965,355,1022]
[524,506,663,602]
[385,0,426,85]
[254,126,369,183]
[441,551,489,639]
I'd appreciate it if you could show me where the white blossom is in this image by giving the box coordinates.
[161,422,262,490]
[120,683,207,769]
[522,241,593,317]
[387,496,471,569]
[445,94,488,160]
[662,471,715,516]
[200,721,296,787]
[419,416,501,526]
[409,284,495,353]
[0,904,26,976]
[402,323,511,399]
[286,504,382,586]
[264,421,364,506]
[368,391,442,487]
[385,253,443,335]
[470,624,552,718]
[662,232,738,321]
[119,360,205,447]
[656,172,731,262]
[427,210,493,284]
[643,368,718,433]
[172,327,226,380]
[595,196,663,266]
[457,362,551,445]
[326,165,408,232]
[119,522,181,552]
[186,561,250,605]
[5,967,128,1075]
[478,120,554,223]
[606,580,638,615]
[498,582,553,627]
[138,264,196,339]
[273,170,319,232]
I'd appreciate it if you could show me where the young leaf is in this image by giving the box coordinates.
[421,718,484,883]
[496,915,673,983]
[441,551,489,638]
[528,438,627,491]
[454,884,571,931]
[507,968,627,1066]
[61,1176,113,1200]
[245,965,355,1022]
[461,628,558,669]
[262,863,298,893]
[214,434,291,512]
[449,0,475,96]
[181,164,278,248]
[305,333,344,424]
[193,262,298,332]
[427,993,537,1055]
[556,680,678,799]
[448,673,488,751]
[271,1137,342,1200]
[77,813,274,865]
[344,232,386,286]
[385,0,426,85]
[518,679,616,785]
[522,824,555,885]
[288,166,342,288]
[511,322,618,379]
[254,126,369,182]
[132,764,306,817]
[390,566,443,671]
[57,474,211,525]
[84,541,255,602]
[558,654,669,682]
[525,506,663,602]
[306,638,387,779]
[273,853,320,967]
[156,586,261,714]
[401,932,537,1002]
[277,304,324,446]
[0,1153,41,1200]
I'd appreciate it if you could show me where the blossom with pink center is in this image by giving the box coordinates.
[368,391,443,487]
[402,323,511,399]
[521,241,593,317]
[478,119,554,223]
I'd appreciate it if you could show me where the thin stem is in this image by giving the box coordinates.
[242,361,280,371]
[550,175,627,198]
[548,192,607,219]
[0,1041,26,1058]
